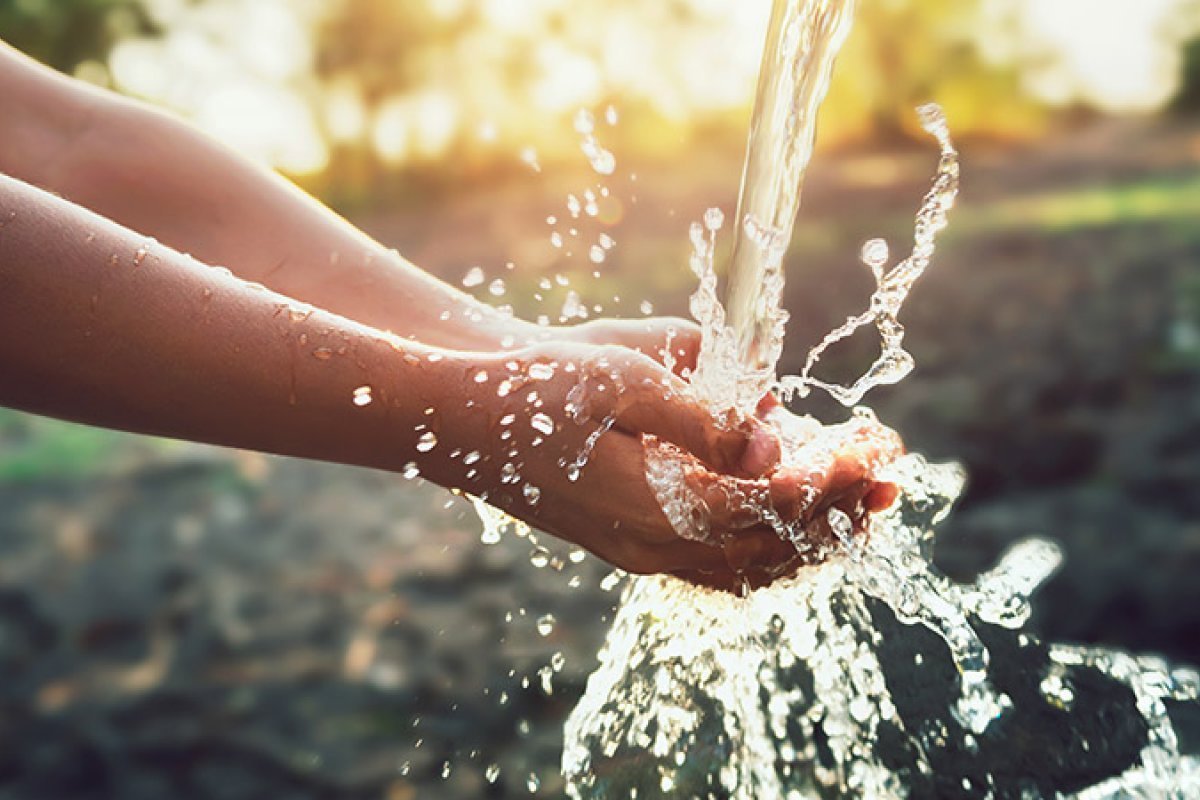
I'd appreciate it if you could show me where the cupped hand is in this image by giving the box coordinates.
[424,339,784,585]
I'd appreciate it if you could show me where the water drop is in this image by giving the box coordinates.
[530,413,555,436]
[402,462,420,480]
[313,347,333,360]
[523,483,541,505]
[489,278,507,296]
[485,764,500,783]
[605,104,619,125]
[463,450,481,465]
[528,362,555,381]
[474,370,489,383]
[416,431,438,452]
[550,231,564,248]
[353,386,373,406]
[462,266,485,287]
[860,237,889,272]
[573,109,594,134]
[703,207,725,231]
[520,146,541,172]
[529,547,550,569]
[589,245,606,264]
[526,772,540,793]
[639,300,654,315]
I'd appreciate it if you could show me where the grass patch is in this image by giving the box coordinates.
[0,409,177,483]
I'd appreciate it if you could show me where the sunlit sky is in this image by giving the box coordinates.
[103,0,1196,174]
[1014,0,1185,111]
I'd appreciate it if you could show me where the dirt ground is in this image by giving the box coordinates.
[1,115,1199,798]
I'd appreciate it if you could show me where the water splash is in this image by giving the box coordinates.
[560,0,1200,794]
[780,104,958,407]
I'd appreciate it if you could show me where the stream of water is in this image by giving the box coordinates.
[559,0,1200,797]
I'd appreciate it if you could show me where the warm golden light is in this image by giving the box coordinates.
[102,0,1199,175]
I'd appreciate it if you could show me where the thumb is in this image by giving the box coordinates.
[599,356,779,475]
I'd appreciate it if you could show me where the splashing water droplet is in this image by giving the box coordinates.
[485,764,500,783]
[462,266,485,287]
[860,237,889,272]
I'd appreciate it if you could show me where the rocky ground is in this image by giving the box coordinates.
[2,116,1199,797]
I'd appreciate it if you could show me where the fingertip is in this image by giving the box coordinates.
[738,421,781,477]
[864,481,899,513]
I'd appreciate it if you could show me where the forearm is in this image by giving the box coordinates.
[0,172,451,474]
[0,41,534,351]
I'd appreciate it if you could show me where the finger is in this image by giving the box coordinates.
[606,360,778,475]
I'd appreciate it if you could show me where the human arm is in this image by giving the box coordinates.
[0,40,704,365]
[0,172,788,582]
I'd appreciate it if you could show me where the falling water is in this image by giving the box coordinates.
[561,0,1200,796]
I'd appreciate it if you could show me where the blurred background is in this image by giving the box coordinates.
[3,0,1200,796]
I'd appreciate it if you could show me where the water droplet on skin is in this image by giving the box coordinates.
[463,450,481,465]
[499,413,516,426]
[550,232,564,248]
[353,386,373,406]
[489,278,506,296]
[566,194,582,217]
[605,105,619,125]
[313,347,333,360]
[416,431,438,452]
[598,233,615,249]
[474,370,489,383]
[402,462,419,480]
[523,483,542,505]
[527,363,555,381]
[589,245,606,264]
[462,266,485,287]
[530,413,555,436]
[639,300,654,315]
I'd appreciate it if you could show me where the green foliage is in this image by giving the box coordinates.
[0,0,152,74]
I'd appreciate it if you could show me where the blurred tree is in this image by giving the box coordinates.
[823,0,1043,144]
[0,0,154,80]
